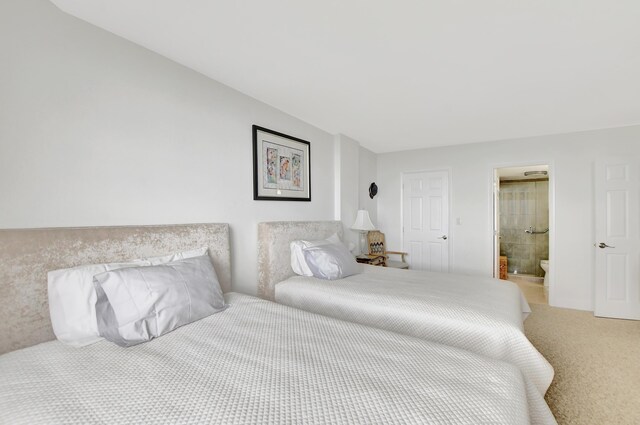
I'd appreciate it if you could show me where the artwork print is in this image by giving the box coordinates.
[253,125,310,201]
[262,142,303,190]
[292,154,301,187]
[265,147,277,184]
[279,156,291,181]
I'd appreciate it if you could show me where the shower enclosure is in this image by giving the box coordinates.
[499,180,549,276]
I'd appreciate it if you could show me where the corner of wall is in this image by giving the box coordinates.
[333,135,342,221]
[358,146,378,225]
[334,134,367,249]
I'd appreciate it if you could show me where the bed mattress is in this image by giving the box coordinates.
[0,292,555,424]
[275,266,554,395]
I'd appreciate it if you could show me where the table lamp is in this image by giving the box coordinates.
[351,209,376,255]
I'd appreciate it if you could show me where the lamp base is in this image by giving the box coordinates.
[358,231,368,256]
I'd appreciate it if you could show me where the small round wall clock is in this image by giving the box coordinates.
[369,182,378,199]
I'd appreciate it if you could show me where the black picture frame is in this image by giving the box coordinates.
[252,125,311,201]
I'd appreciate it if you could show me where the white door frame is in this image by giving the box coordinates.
[489,161,557,306]
[492,168,501,278]
[401,168,453,271]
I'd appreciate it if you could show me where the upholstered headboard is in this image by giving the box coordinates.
[257,221,343,300]
[0,223,231,355]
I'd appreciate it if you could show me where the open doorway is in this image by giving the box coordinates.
[493,164,551,305]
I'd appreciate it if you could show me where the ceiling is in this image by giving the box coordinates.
[50,0,640,153]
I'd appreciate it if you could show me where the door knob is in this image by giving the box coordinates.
[598,242,615,249]
[438,235,448,240]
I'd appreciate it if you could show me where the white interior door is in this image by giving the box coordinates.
[594,158,640,320]
[402,170,449,272]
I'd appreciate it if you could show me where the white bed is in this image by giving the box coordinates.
[0,223,556,424]
[0,292,556,425]
[258,221,554,396]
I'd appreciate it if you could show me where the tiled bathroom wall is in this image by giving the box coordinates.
[499,180,549,276]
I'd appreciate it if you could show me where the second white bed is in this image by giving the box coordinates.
[259,221,554,396]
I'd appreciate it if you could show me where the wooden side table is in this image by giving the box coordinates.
[356,255,386,267]
[499,256,508,280]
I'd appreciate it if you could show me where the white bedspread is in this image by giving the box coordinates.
[275,266,553,395]
[0,293,555,425]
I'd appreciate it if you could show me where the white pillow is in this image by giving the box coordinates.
[93,255,227,347]
[303,243,360,280]
[47,247,209,347]
[290,233,341,276]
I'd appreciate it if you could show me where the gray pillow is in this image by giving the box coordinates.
[93,255,227,347]
[302,243,360,280]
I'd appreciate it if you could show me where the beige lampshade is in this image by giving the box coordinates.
[351,210,376,231]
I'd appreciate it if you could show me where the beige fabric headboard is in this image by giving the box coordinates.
[257,221,343,300]
[0,223,231,355]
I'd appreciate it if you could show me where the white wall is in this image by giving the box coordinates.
[377,126,640,311]
[334,136,379,253]
[4,1,637,311]
[0,0,336,295]
[334,134,360,250]
[359,146,378,225]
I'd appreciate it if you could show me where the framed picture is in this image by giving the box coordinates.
[253,125,311,201]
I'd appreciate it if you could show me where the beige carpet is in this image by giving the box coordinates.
[524,303,640,424]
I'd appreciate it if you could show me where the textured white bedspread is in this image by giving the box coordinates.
[275,266,553,395]
[0,293,555,424]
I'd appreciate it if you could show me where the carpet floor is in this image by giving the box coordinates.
[524,303,640,424]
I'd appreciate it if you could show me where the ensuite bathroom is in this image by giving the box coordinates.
[497,165,550,303]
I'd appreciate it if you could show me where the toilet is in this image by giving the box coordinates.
[540,260,549,289]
